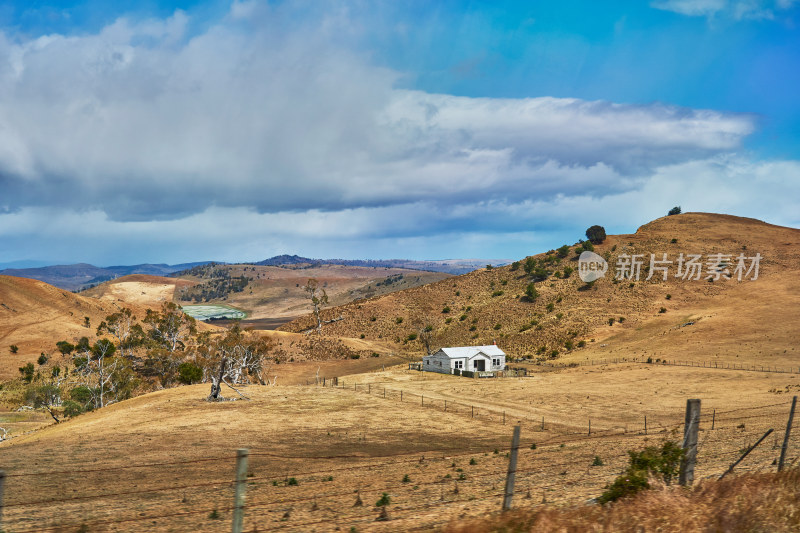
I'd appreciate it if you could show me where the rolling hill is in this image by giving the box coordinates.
[0,275,122,380]
[279,213,800,368]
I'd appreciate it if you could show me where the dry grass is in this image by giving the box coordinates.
[446,469,800,532]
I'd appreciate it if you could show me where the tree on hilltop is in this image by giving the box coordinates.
[304,278,329,332]
[585,225,607,244]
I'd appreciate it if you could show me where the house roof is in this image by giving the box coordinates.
[433,345,505,359]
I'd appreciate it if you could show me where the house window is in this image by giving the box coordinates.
[454,360,463,369]
[492,358,501,367]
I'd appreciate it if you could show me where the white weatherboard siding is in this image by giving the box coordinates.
[422,345,506,374]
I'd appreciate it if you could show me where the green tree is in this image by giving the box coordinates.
[524,283,539,301]
[585,225,607,244]
[557,245,570,258]
[668,206,682,216]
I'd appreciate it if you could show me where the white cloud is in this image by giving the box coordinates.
[0,6,756,224]
[652,0,798,19]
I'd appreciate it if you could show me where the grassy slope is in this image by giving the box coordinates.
[280,213,800,367]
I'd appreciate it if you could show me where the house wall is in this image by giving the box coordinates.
[422,352,452,374]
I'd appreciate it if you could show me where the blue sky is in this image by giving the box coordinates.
[0,0,798,266]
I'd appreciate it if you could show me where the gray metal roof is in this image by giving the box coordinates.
[434,345,505,359]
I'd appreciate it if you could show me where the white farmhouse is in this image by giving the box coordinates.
[422,345,506,375]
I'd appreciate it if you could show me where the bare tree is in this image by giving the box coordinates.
[96,307,144,359]
[304,278,328,332]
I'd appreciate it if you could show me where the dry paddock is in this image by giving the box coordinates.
[1,362,799,532]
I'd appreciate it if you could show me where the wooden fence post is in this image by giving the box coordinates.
[644,415,647,435]
[712,409,716,430]
[232,449,249,533]
[472,405,474,418]
[502,426,522,511]
[0,470,5,528]
[679,399,701,486]
[779,396,798,471]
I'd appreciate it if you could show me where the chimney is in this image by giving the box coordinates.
[492,338,497,345]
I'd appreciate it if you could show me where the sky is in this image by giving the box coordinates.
[0,0,798,267]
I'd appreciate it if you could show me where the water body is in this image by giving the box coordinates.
[181,305,247,320]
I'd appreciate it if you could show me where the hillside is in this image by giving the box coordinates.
[0,275,122,380]
[82,274,197,308]
[169,262,451,321]
[280,213,800,367]
[255,255,511,274]
[0,262,212,291]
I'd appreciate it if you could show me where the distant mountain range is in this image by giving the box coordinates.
[0,262,212,291]
[255,255,510,274]
[0,256,509,291]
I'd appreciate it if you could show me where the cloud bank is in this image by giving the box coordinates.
[0,2,794,264]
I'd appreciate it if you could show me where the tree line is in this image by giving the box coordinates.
[19,302,274,421]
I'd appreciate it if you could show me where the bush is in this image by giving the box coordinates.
[9,344,18,354]
[493,324,502,330]
[469,458,477,465]
[671,238,678,243]
[608,317,615,326]
[395,317,403,324]
[563,266,573,278]
[402,474,410,483]
[287,477,298,486]
[666,294,672,300]
[599,441,684,504]
[557,245,570,258]
[592,456,604,466]
[491,290,504,297]
[62,400,84,418]
[585,225,607,244]
[349,353,361,359]
[668,206,682,216]
[37,353,48,365]
[510,261,520,271]
[564,340,574,350]
[582,241,595,252]
[546,303,555,312]
[524,283,538,301]
[178,362,203,385]
[18,362,34,383]
[441,306,451,313]
[375,493,391,506]
[659,307,667,313]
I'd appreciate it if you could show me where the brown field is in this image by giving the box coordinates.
[1,212,799,531]
[2,361,799,532]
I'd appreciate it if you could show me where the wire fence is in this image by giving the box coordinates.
[2,394,798,532]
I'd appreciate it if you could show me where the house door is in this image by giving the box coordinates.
[475,359,485,371]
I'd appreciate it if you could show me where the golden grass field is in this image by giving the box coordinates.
[1,212,799,531]
[2,362,799,532]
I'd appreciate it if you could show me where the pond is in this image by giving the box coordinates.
[180,305,247,321]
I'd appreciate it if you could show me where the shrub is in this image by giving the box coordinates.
[9,345,18,354]
[62,400,84,418]
[530,443,537,450]
[37,353,48,366]
[396,317,403,324]
[469,325,477,331]
[178,362,203,385]
[668,206,681,216]
[402,474,410,483]
[599,441,684,504]
[470,458,477,465]
[577,340,586,348]
[406,333,418,341]
[510,261,520,271]
[360,334,365,339]
[208,509,220,519]
[659,307,667,313]
[442,306,451,313]
[582,241,595,252]
[349,353,361,359]
[493,323,502,330]
[585,225,607,244]
[557,245,570,258]
[287,477,298,486]
[671,238,678,243]
[375,493,391,506]
[550,349,559,358]
[486,264,493,270]
[524,283,538,301]
[491,290,504,297]
[564,340,574,350]
[608,317,615,326]
[592,456,604,466]
[445,318,452,324]
[618,317,625,323]
[665,294,672,300]
[546,303,555,312]
[563,266,573,278]
[371,316,377,321]
[18,362,34,383]
[56,341,75,355]
[459,314,467,321]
